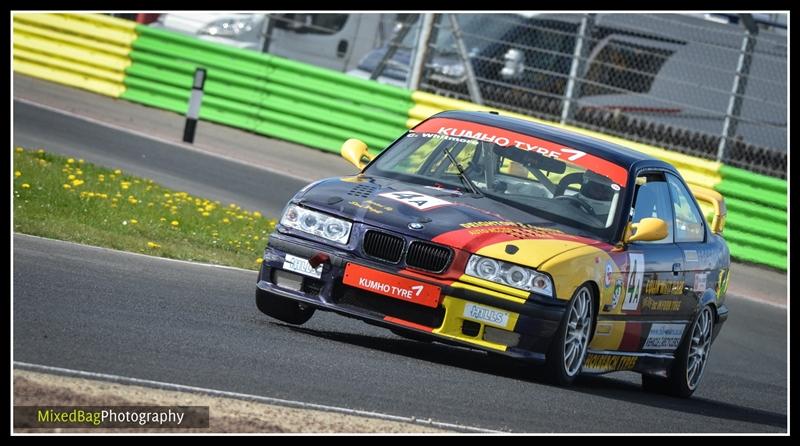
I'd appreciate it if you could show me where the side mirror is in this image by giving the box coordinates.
[625,218,668,243]
[340,139,374,170]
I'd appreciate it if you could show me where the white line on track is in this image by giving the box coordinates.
[13,97,317,184]
[13,361,503,434]
[13,233,255,273]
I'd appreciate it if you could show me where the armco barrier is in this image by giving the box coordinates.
[12,14,786,271]
[122,25,412,154]
[12,13,136,97]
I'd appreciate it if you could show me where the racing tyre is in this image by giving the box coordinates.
[255,287,315,325]
[545,284,594,386]
[642,305,714,398]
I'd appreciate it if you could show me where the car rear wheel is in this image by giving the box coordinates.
[642,305,714,398]
[545,284,594,386]
[255,287,315,325]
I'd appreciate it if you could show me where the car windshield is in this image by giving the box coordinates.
[366,117,629,241]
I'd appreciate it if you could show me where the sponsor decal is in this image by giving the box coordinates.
[378,191,453,210]
[583,353,638,372]
[640,296,681,312]
[596,323,613,335]
[413,118,628,186]
[685,250,699,263]
[644,279,685,296]
[282,254,323,279]
[693,272,708,294]
[607,278,623,310]
[604,261,613,288]
[462,303,511,329]
[342,263,441,308]
[349,200,393,215]
[622,253,645,311]
[716,268,730,299]
[643,324,685,350]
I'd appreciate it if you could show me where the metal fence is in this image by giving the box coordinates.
[367,13,787,178]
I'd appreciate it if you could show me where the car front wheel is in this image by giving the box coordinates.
[255,287,315,325]
[545,284,594,386]
[642,305,714,398]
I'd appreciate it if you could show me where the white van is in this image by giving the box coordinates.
[153,13,398,72]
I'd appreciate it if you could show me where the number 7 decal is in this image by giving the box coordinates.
[561,148,586,161]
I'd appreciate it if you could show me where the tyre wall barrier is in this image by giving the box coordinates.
[12,14,787,270]
[12,13,137,97]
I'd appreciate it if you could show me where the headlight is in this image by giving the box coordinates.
[199,16,257,37]
[280,204,352,244]
[465,254,553,297]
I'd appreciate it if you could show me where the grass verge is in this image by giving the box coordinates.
[13,147,275,270]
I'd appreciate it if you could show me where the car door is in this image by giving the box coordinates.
[615,171,687,352]
[665,173,721,315]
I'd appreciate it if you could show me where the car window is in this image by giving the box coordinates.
[666,174,705,243]
[368,117,630,241]
[631,174,674,243]
[580,39,674,97]
[272,14,348,35]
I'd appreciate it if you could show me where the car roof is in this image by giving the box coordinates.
[430,110,673,173]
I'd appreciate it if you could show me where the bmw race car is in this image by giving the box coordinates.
[256,110,730,397]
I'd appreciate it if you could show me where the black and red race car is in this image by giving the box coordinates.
[256,110,730,397]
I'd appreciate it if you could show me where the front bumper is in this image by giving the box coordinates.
[257,233,567,362]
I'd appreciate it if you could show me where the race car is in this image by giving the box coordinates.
[256,110,730,397]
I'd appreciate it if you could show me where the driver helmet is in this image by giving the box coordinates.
[578,171,616,214]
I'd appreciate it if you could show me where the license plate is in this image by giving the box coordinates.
[342,263,441,308]
[463,303,510,329]
[283,254,323,279]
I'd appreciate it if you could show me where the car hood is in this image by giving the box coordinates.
[293,175,609,267]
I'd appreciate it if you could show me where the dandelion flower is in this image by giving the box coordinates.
[147,241,161,249]
[15,147,23,153]
[67,158,75,164]
[202,212,210,217]
[255,258,263,265]
[21,183,30,189]
[114,169,122,175]
[222,218,230,224]
[159,217,166,222]
[15,171,22,178]
[72,179,84,187]
[253,211,262,218]
[63,184,71,189]
[171,220,179,227]
[130,219,138,224]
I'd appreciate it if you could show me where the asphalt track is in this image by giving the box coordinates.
[12,76,788,432]
[13,234,787,432]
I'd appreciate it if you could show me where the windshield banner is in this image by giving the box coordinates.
[413,118,628,186]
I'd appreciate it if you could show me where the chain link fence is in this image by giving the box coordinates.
[364,13,787,178]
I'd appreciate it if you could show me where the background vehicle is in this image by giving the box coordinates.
[153,13,398,72]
